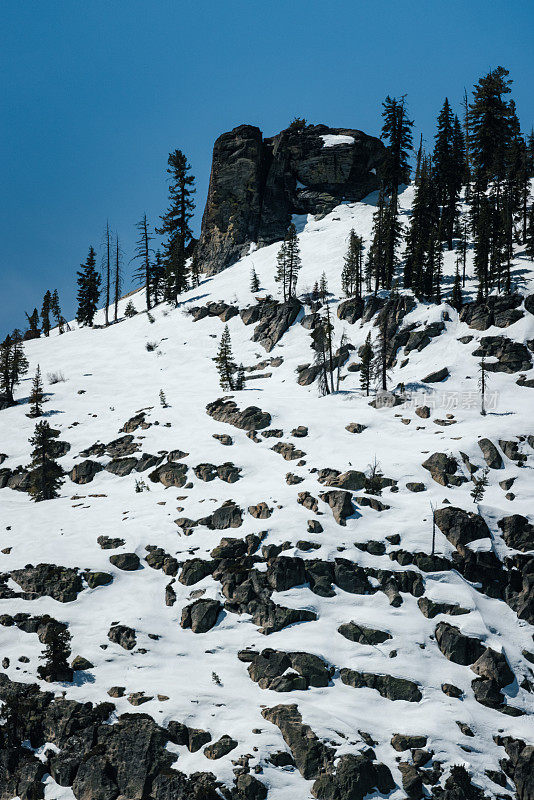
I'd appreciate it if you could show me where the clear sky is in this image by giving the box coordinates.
[1,0,533,336]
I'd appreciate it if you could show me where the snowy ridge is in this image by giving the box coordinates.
[1,186,533,800]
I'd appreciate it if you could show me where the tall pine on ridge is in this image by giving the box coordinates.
[157,149,195,304]
[76,247,101,326]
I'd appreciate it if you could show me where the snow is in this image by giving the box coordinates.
[320,134,355,147]
[1,184,534,798]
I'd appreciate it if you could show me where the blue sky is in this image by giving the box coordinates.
[1,0,533,336]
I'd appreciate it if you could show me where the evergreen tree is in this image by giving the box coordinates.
[250,267,260,293]
[151,250,165,305]
[471,467,489,503]
[433,100,467,249]
[25,308,40,337]
[450,263,463,311]
[341,229,364,297]
[479,356,489,416]
[404,154,439,293]
[124,300,137,318]
[50,290,62,333]
[311,318,331,396]
[113,234,123,322]
[213,325,237,390]
[28,365,45,418]
[469,66,514,185]
[380,95,414,195]
[190,252,201,288]
[527,129,534,177]
[159,389,169,408]
[156,149,195,304]
[234,364,246,390]
[37,623,73,683]
[28,420,64,501]
[526,205,534,260]
[470,189,491,299]
[359,332,373,396]
[41,291,52,337]
[0,335,29,405]
[132,214,153,311]
[103,220,112,326]
[76,247,101,326]
[366,189,387,293]
[275,223,301,301]
[373,312,390,391]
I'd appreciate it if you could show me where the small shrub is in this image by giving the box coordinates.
[135,479,149,493]
[145,341,158,352]
[47,371,66,384]
[159,389,169,408]
[147,312,155,324]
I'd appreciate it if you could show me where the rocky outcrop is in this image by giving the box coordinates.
[206,398,271,430]
[252,298,302,352]
[196,123,385,275]
[473,336,532,373]
[434,622,485,665]
[340,668,422,701]
[261,703,333,779]
[460,294,524,330]
[10,564,83,602]
[433,506,491,552]
[497,514,534,551]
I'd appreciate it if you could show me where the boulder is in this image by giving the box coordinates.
[460,294,524,330]
[433,506,491,551]
[338,622,391,645]
[181,598,222,633]
[434,622,485,665]
[261,703,333,779]
[109,552,140,571]
[497,514,534,552]
[471,647,514,688]
[473,336,532,373]
[106,457,138,476]
[10,564,83,602]
[337,297,364,324]
[205,398,271,430]
[319,489,355,525]
[149,462,188,488]
[69,460,104,484]
[252,298,302,352]
[312,752,394,800]
[422,366,449,383]
[478,437,503,469]
[422,452,459,486]
[195,123,384,277]
[340,668,422,701]
[204,734,238,759]
[199,500,243,530]
[108,624,137,650]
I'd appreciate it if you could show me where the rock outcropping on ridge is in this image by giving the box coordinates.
[196,123,385,275]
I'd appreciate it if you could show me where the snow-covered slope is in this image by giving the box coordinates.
[1,187,533,800]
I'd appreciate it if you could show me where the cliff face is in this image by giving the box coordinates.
[196,123,385,275]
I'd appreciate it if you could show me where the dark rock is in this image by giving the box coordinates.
[442,683,463,698]
[325,469,366,491]
[434,622,485,665]
[422,367,449,383]
[417,597,469,619]
[248,502,272,519]
[196,123,384,277]
[434,506,491,552]
[181,598,222,633]
[204,734,237,759]
[106,456,139,476]
[319,489,355,525]
[135,453,163,472]
[199,500,243,529]
[85,571,113,589]
[345,422,367,433]
[312,752,394,800]
[206,398,271,430]
[337,297,364,324]
[252,298,302,352]
[340,668,422,701]
[97,535,125,550]
[338,622,391,645]
[148,462,188,488]
[307,520,323,533]
[391,733,428,751]
[473,336,532,373]
[108,624,137,650]
[179,559,215,586]
[10,563,83,602]
[421,453,459,486]
[498,515,534,552]
[415,405,431,419]
[69,460,104,484]
[213,433,233,445]
[71,655,94,670]
[234,773,268,799]
[120,412,151,433]
[407,482,426,492]
[471,647,514,688]
[271,441,305,461]
[109,552,140,571]
[460,294,524,330]
[478,437,503,469]
[261,703,333,779]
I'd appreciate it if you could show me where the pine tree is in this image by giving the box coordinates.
[311,318,330,396]
[103,221,112,326]
[471,467,489,503]
[28,420,64,501]
[450,263,463,311]
[526,205,534,260]
[50,290,62,333]
[0,335,29,405]
[433,100,467,249]
[359,332,373,396]
[132,214,153,311]
[469,66,514,185]
[124,300,137,318]
[151,250,165,305]
[380,95,414,196]
[342,230,364,297]
[479,356,489,416]
[113,234,123,322]
[404,154,439,293]
[159,389,169,408]
[76,247,101,326]
[275,224,301,301]
[213,325,237,390]
[26,308,40,337]
[234,364,246,390]
[374,312,390,391]
[250,267,260,293]
[37,623,73,683]
[366,189,387,293]
[28,365,45,418]
[156,149,195,304]
[190,252,201,288]
[41,291,52,337]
